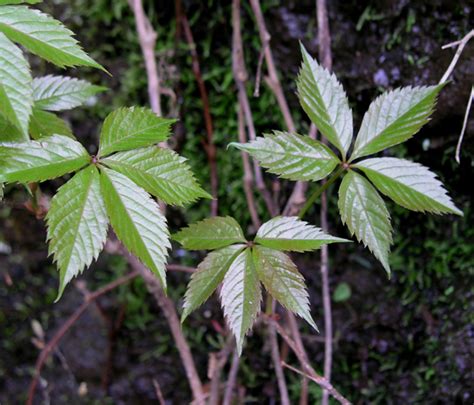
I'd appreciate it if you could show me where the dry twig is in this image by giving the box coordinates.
[27,271,140,405]
[238,103,261,229]
[282,362,351,405]
[208,337,235,405]
[153,379,166,405]
[440,29,474,84]
[438,29,474,164]
[222,348,240,405]
[268,298,290,405]
[128,254,206,403]
[130,0,162,116]
[232,0,278,217]
[455,86,473,164]
[180,13,219,216]
[268,317,351,405]
[314,1,334,403]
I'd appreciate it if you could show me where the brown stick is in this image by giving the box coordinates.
[167,263,195,273]
[440,29,474,84]
[268,300,290,405]
[130,0,162,117]
[286,311,309,405]
[129,4,205,399]
[153,378,166,405]
[269,318,351,405]
[27,271,140,405]
[232,0,278,217]
[282,362,351,405]
[455,86,473,164]
[222,348,240,405]
[129,254,206,403]
[208,337,235,405]
[249,0,313,216]
[249,0,295,133]
[314,1,334,403]
[180,13,219,216]
[238,102,261,230]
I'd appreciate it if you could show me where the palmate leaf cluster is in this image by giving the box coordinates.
[0,1,105,142]
[0,107,210,298]
[232,44,462,275]
[174,216,349,353]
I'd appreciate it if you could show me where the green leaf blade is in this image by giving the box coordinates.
[0,134,89,183]
[230,131,339,182]
[98,107,175,157]
[0,31,32,138]
[253,246,317,330]
[255,216,350,252]
[182,244,246,322]
[220,249,261,355]
[32,75,105,111]
[29,108,73,139]
[46,165,108,299]
[102,147,211,206]
[173,216,246,250]
[351,84,444,160]
[0,113,25,142]
[0,6,103,69]
[100,167,170,289]
[355,157,462,216]
[338,171,392,274]
[297,45,353,159]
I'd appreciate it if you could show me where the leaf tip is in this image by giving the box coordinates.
[180,310,189,324]
[299,41,309,58]
[54,283,66,303]
[227,142,244,151]
[306,315,319,333]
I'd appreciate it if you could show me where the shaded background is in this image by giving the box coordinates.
[0,0,473,403]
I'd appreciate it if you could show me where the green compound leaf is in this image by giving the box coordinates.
[46,165,108,300]
[100,167,170,290]
[255,216,350,252]
[0,134,89,183]
[32,75,105,111]
[297,44,353,159]
[98,107,175,157]
[351,84,444,160]
[102,146,211,206]
[338,170,392,274]
[181,244,246,322]
[0,6,103,69]
[29,108,73,139]
[173,216,246,250]
[230,131,339,182]
[220,249,261,355]
[355,157,462,216]
[0,32,32,139]
[253,246,317,330]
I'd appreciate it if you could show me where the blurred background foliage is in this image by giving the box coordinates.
[0,0,472,403]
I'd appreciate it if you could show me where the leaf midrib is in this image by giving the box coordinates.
[105,159,202,195]
[61,167,94,271]
[102,169,162,275]
[349,174,390,256]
